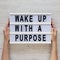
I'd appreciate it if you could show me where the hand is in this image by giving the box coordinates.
[51,21,57,45]
[3,20,10,42]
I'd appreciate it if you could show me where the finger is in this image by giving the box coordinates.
[3,28,6,39]
[51,20,54,31]
[5,20,10,31]
[51,20,53,28]
[51,20,56,28]
[51,28,54,41]
[6,19,10,28]
[7,28,10,33]
[51,20,54,28]
[51,28,53,34]
[8,18,10,27]
[53,27,57,34]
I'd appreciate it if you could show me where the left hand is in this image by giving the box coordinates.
[3,20,10,42]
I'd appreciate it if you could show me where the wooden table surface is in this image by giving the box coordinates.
[0,0,60,60]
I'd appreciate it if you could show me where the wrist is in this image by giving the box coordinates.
[52,41,57,47]
[4,39,9,44]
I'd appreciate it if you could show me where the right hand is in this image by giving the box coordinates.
[51,21,57,44]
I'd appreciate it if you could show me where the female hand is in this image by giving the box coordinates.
[3,20,10,43]
[51,21,57,45]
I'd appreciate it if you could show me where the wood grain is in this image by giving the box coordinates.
[0,0,60,60]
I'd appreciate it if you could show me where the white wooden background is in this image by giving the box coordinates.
[0,0,60,60]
